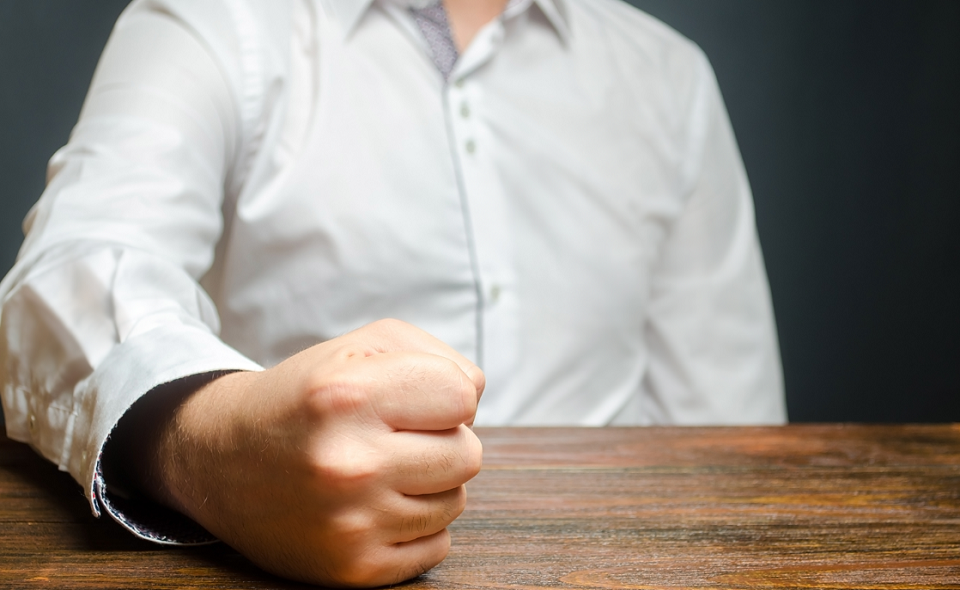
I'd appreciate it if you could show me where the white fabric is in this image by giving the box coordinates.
[1,0,786,529]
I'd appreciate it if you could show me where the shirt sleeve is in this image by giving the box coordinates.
[640,48,787,425]
[0,1,267,542]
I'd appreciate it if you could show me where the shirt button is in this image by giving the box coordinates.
[29,414,36,431]
[460,102,470,119]
[81,451,88,464]
[465,139,476,154]
[455,78,465,89]
[489,284,501,304]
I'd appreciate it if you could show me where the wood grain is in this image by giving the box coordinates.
[2,425,959,589]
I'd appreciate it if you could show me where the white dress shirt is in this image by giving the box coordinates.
[0,0,786,540]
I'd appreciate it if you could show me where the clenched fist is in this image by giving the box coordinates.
[113,319,485,586]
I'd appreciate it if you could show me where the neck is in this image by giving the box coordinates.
[443,0,511,53]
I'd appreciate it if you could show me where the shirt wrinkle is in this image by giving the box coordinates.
[0,0,785,547]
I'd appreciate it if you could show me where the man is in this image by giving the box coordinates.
[0,0,785,585]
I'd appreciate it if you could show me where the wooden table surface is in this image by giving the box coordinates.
[2,425,960,589]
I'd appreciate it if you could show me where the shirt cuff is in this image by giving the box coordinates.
[94,453,219,545]
[66,324,263,544]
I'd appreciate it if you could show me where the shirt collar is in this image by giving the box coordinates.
[325,0,571,44]
[505,0,570,43]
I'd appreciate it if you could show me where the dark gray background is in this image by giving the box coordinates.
[2,1,958,423]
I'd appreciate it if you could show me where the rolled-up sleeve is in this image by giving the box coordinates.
[0,0,265,536]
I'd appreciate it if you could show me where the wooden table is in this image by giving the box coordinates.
[3,425,960,589]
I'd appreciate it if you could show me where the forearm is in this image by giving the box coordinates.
[100,371,240,508]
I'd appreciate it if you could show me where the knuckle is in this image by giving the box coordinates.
[370,317,411,337]
[430,357,477,424]
[332,561,377,587]
[333,342,370,360]
[460,428,484,479]
[330,522,410,586]
[448,485,468,519]
[471,366,486,398]
[328,510,378,541]
[335,549,395,588]
[375,317,405,330]
[407,554,443,584]
[295,516,384,587]
[387,534,449,585]
[455,368,479,419]
[312,444,382,489]
[400,512,433,537]
[303,370,372,418]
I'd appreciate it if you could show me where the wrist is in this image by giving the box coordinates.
[101,371,247,510]
[153,370,257,520]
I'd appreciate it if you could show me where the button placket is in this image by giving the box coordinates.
[447,18,508,159]
[450,78,477,157]
[451,77,520,398]
[445,23,519,389]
